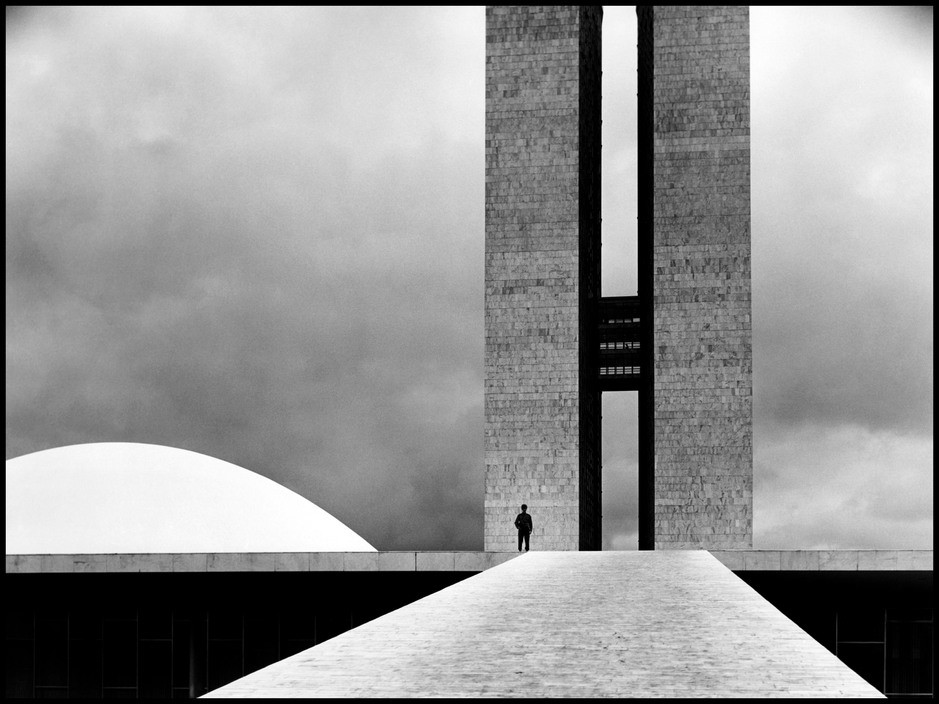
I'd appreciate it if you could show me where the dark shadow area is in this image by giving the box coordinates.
[5,570,475,698]
[6,568,932,698]
[739,571,934,698]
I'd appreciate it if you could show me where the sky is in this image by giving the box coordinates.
[5,6,933,551]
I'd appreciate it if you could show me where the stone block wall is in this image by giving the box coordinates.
[639,6,753,548]
[484,6,602,551]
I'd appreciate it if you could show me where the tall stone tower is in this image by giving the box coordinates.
[484,6,602,551]
[638,6,753,548]
[484,5,752,551]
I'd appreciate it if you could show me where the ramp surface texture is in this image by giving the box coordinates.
[204,551,883,698]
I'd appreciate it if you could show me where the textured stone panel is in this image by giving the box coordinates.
[819,550,860,571]
[780,550,821,571]
[373,552,416,571]
[639,6,753,548]
[898,551,933,571]
[343,553,381,571]
[309,552,346,571]
[744,550,781,571]
[108,553,175,573]
[5,554,42,573]
[37,554,108,573]
[416,552,456,571]
[272,552,311,572]
[484,5,602,551]
[173,553,209,572]
[453,552,489,571]
[858,550,899,571]
[207,552,277,572]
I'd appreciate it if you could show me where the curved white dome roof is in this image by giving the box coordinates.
[5,442,376,554]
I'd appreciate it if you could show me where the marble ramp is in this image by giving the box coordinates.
[204,550,883,698]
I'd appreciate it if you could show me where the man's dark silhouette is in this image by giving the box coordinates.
[514,504,532,552]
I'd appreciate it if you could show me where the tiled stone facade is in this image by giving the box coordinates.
[638,6,753,548]
[486,6,752,550]
[484,6,602,551]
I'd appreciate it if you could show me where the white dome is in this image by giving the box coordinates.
[5,442,376,554]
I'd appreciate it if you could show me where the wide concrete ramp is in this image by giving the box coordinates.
[204,551,883,698]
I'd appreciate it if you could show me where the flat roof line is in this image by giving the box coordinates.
[6,549,932,574]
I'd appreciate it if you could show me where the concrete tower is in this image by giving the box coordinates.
[638,6,753,548]
[484,5,752,550]
[484,6,603,551]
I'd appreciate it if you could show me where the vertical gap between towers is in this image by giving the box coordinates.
[600,7,639,550]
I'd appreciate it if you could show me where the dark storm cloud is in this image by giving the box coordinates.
[6,6,484,549]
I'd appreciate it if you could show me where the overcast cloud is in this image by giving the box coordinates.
[5,7,932,551]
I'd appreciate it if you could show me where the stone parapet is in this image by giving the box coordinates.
[5,551,521,574]
[9,550,931,574]
[709,549,933,571]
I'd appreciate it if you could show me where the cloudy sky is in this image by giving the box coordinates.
[6,7,932,551]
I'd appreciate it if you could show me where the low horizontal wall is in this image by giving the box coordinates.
[6,550,931,574]
[709,549,932,571]
[5,551,521,574]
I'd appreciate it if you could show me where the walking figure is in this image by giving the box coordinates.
[514,504,532,552]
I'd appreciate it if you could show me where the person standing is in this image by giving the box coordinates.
[514,504,532,552]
